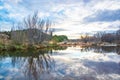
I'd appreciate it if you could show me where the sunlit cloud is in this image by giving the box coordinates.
[0,0,120,39]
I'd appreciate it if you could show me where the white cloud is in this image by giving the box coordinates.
[1,0,120,39]
[92,0,120,10]
[0,6,3,9]
[2,0,23,4]
[0,22,12,31]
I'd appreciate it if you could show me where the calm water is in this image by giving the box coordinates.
[0,46,120,80]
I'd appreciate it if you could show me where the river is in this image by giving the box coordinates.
[0,46,120,80]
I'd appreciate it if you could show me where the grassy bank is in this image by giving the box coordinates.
[0,43,59,51]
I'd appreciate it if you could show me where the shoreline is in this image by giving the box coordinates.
[58,42,120,47]
[0,42,120,52]
[0,44,59,51]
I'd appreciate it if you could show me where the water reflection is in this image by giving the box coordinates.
[0,50,55,80]
[0,46,120,80]
[54,46,120,80]
[83,60,120,74]
[81,46,120,55]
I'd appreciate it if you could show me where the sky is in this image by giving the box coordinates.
[0,0,120,39]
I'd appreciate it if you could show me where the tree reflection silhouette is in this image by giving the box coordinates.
[81,46,120,55]
[0,46,119,80]
[0,49,55,80]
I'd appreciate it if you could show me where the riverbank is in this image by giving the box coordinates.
[0,42,120,52]
[0,43,60,51]
[57,42,120,47]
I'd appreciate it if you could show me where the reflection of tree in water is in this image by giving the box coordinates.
[116,47,120,55]
[81,46,120,55]
[23,52,54,80]
[0,50,55,80]
[53,46,67,50]
[81,47,92,52]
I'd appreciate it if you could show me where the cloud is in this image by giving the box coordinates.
[52,28,68,32]
[84,9,120,22]
[0,22,12,31]
[92,0,120,10]
[0,0,120,39]
[0,8,13,22]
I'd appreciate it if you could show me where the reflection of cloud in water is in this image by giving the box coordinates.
[0,50,55,80]
[0,46,120,80]
[52,48,120,80]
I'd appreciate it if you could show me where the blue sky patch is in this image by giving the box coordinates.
[0,0,120,39]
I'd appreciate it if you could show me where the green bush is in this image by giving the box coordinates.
[52,35,68,42]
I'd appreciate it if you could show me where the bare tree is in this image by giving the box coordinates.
[11,12,52,45]
[116,29,120,43]
[94,32,106,43]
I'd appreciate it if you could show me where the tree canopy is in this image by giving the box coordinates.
[52,35,68,42]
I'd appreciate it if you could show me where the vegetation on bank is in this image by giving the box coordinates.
[0,34,68,51]
[0,12,54,51]
[0,12,120,50]
[51,35,68,42]
[0,12,69,51]
[80,29,120,46]
[0,42,67,51]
